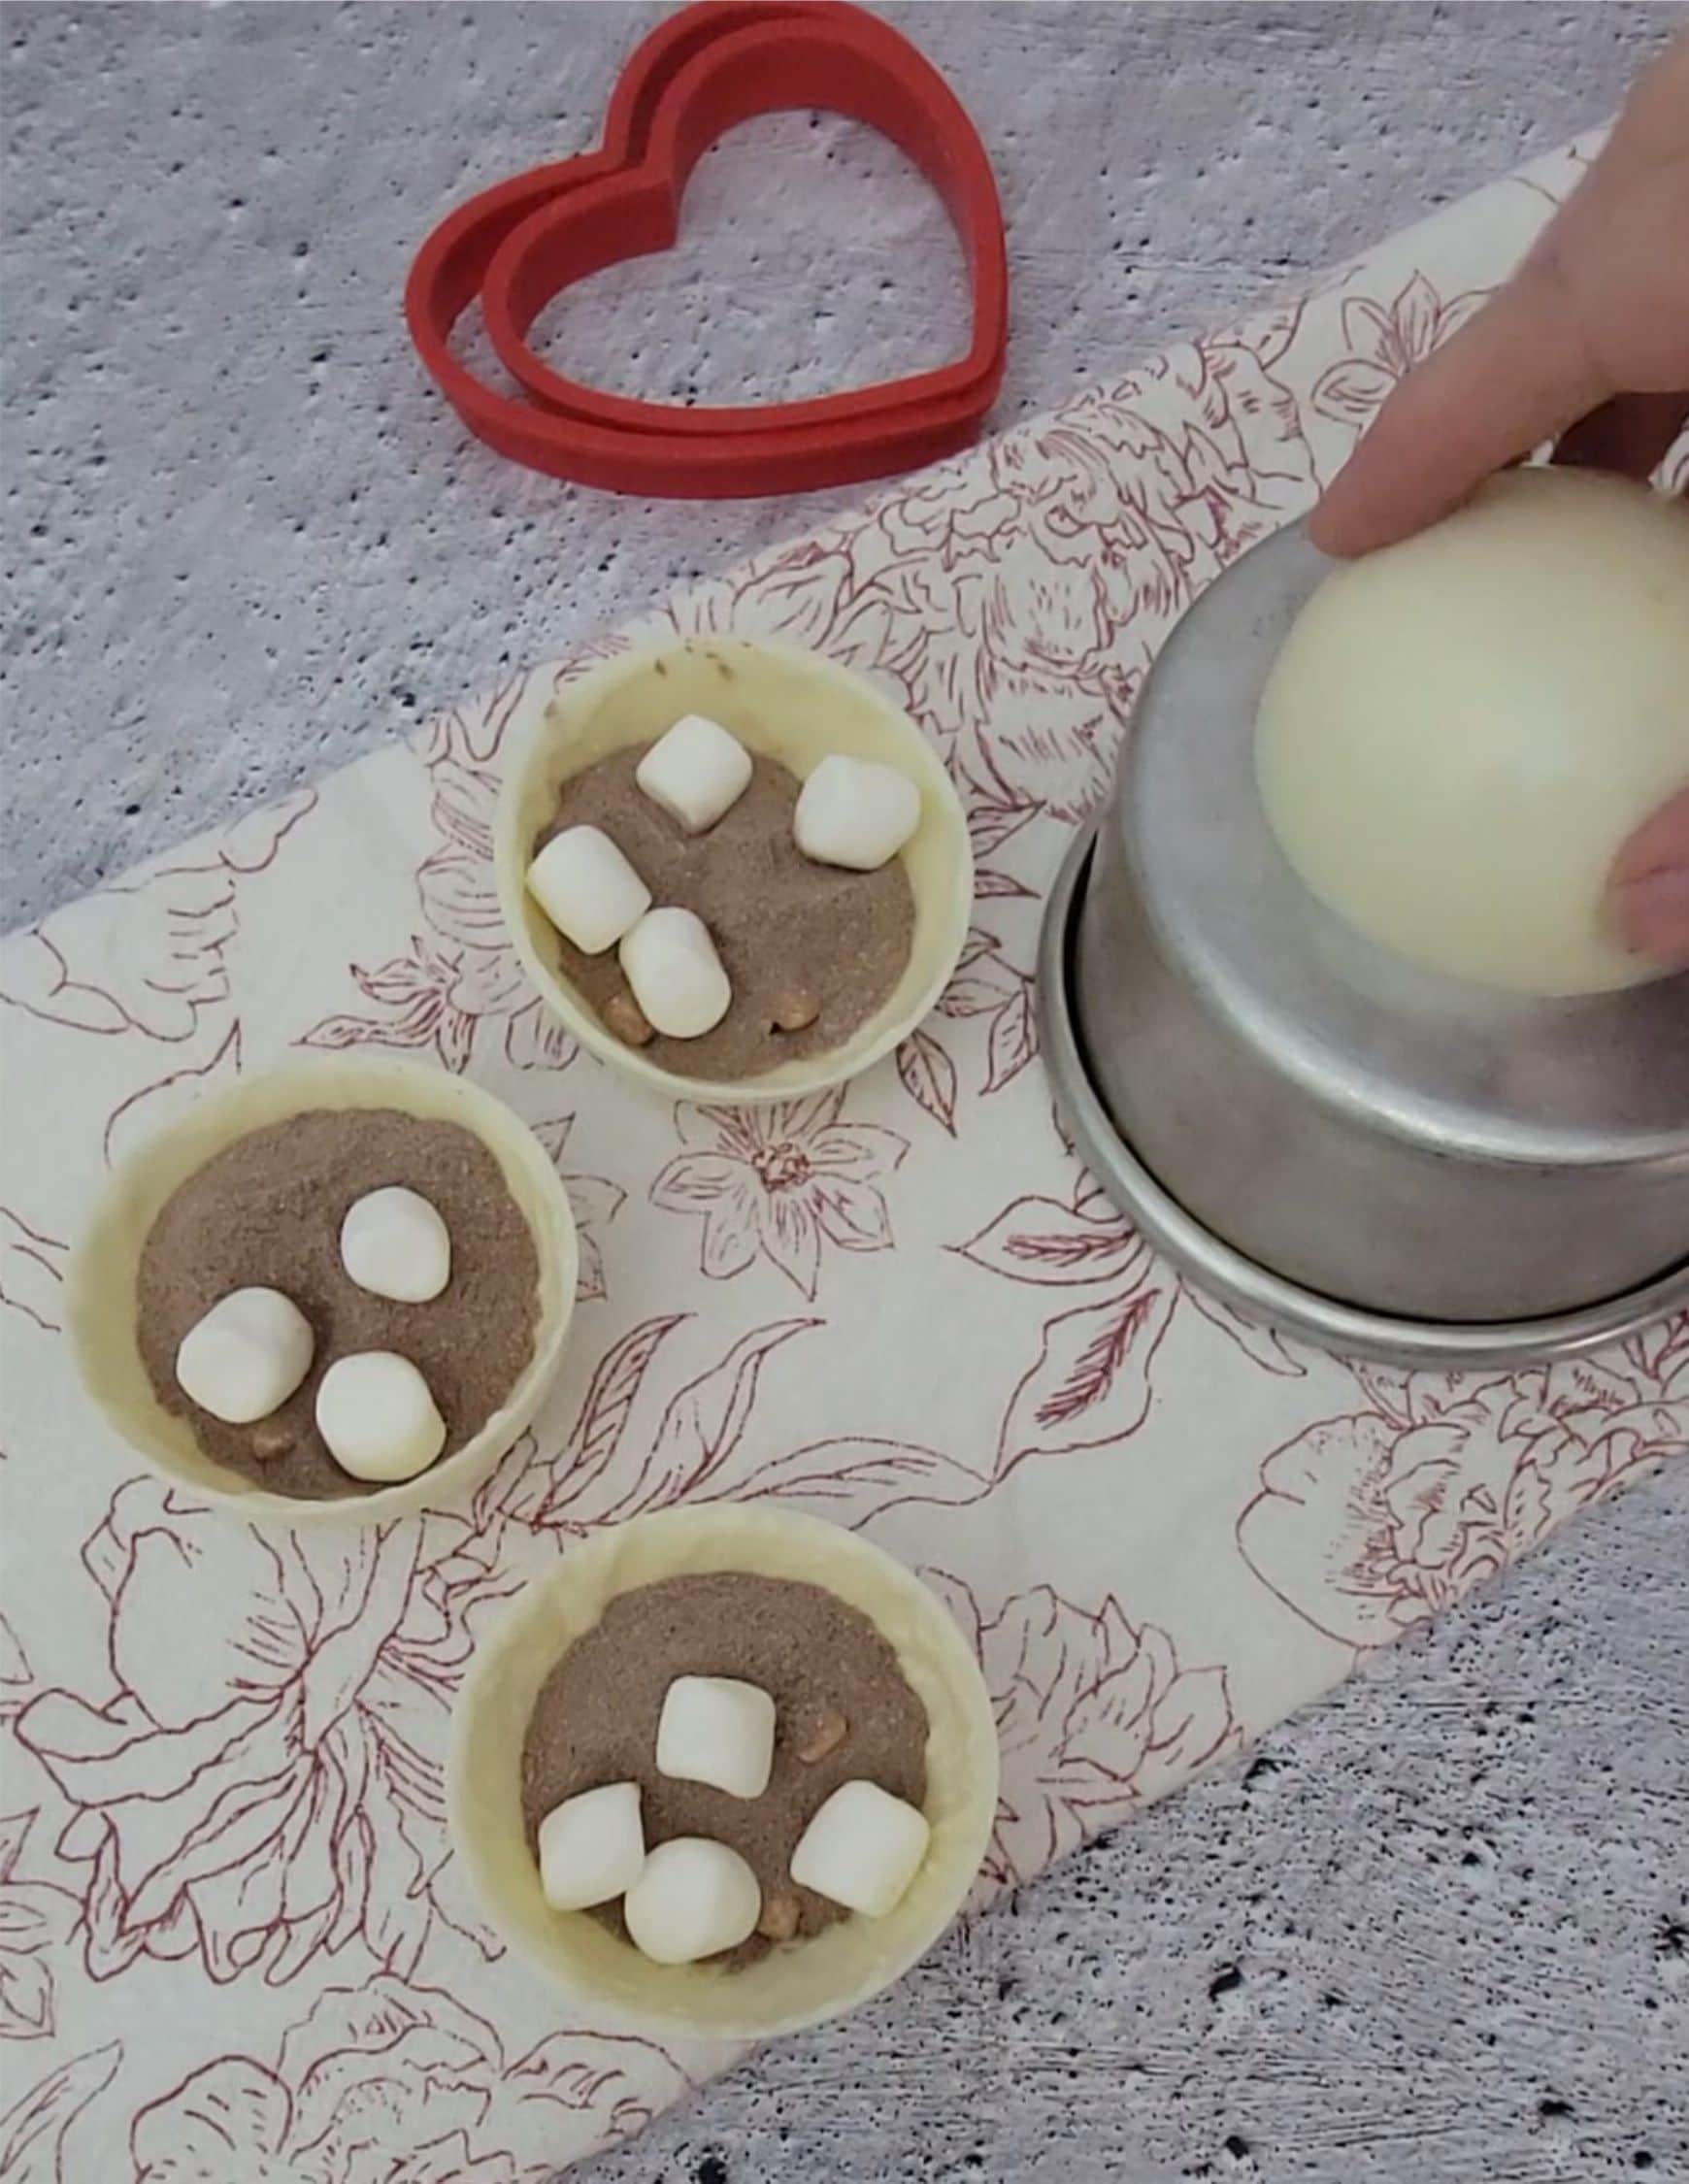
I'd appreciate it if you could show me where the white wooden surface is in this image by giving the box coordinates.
[6,7,1686,2179]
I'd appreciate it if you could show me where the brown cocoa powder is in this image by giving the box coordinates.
[136,1109,540,1501]
[519,1572,930,1967]
[540,746,915,1082]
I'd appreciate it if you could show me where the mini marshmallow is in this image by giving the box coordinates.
[790,1779,931,1917]
[618,909,732,1041]
[622,1837,762,1966]
[340,1186,451,1303]
[315,1350,447,1482]
[538,1782,646,1912]
[526,826,651,956]
[636,713,753,835]
[793,754,921,874]
[175,1287,315,1425]
[656,1674,777,1800]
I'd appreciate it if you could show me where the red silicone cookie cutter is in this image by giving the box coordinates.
[404,1,1009,497]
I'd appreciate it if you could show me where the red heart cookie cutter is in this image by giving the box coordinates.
[405,1,1009,497]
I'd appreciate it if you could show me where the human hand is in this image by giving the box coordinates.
[1309,30,1689,967]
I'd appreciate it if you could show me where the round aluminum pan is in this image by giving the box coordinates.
[1041,828,1689,1367]
[1056,514,1689,1334]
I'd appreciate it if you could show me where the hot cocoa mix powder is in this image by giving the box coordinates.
[539,746,916,1081]
[519,1572,931,1966]
[136,1109,540,1500]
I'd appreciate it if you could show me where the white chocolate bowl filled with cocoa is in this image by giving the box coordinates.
[494,639,974,1105]
[68,1056,578,1526]
[448,1505,1000,2041]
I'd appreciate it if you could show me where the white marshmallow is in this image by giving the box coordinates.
[537,1782,646,1912]
[790,1779,931,1917]
[636,713,753,835]
[656,1675,777,1800]
[794,754,921,873]
[622,1837,761,1965]
[314,1350,447,1482]
[175,1286,315,1425]
[340,1186,451,1303]
[618,909,732,1041]
[526,825,651,956]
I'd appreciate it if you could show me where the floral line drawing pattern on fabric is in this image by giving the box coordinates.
[13,1480,513,1993]
[930,1574,1243,1888]
[0,2040,122,2183]
[935,928,1040,1099]
[127,1976,689,2184]
[895,1025,961,1137]
[529,1114,625,1304]
[1309,271,1490,429]
[0,794,315,1045]
[0,1209,67,1336]
[1236,1324,1689,1650]
[650,1090,910,1301]
[0,1614,33,1724]
[955,1178,1305,1474]
[891,919,1041,1140]
[483,1314,819,1538]
[299,673,580,1075]
[299,932,484,1076]
[0,1811,80,2041]
[480,1311,989,1543]
[101,1021,242,1172]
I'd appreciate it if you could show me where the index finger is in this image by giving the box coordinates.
[1308,263,1612,557]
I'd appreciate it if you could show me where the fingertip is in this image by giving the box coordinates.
[1608,785,1689,886]
[1307,498,1413,559]
[1305,493,1361,559]
[1307,380,1481,560]
[1308,458,1452,559]
[1609,870,1689,968]
[1303,269,1609,563]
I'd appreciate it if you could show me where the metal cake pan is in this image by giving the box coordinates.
[1039,519,1689,1368]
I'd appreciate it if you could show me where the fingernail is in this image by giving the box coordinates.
[1611,867,1689,965]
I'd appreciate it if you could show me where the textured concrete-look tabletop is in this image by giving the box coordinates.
[5,7,1687,2181]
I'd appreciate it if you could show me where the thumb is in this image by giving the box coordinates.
[1609,784,1689,966]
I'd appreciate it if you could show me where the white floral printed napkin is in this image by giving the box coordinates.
[2,131,1685,2182]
